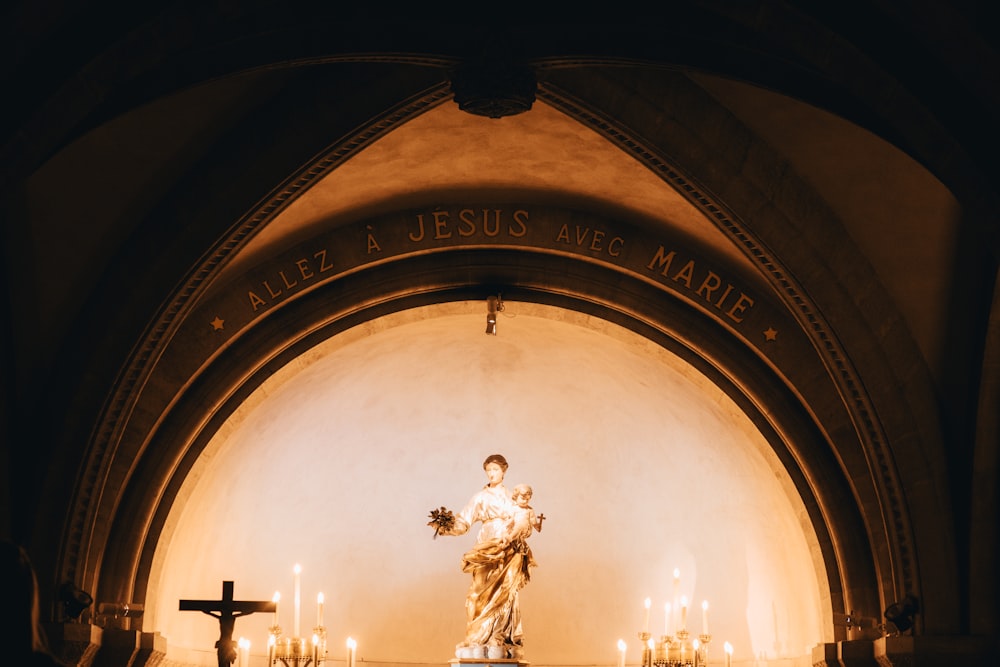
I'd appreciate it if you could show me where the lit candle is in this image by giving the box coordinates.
[272,591,280,627]
[643,597,651,633]
[317,592,324,627]
[293,564,302,638]
[664,602,672,636]
[671,569,680,632]
[680,596,688,631]
[347,636,357,667]
[646,637,654,667]
[268,635,276,665]
[312,633,320,665]
[617,639,627,667]
[724,641,733,667]
[701,600,709,635]
[238,637,250,667]
[692,639,700,667]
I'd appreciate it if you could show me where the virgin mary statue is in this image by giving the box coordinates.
[433,454,539,660]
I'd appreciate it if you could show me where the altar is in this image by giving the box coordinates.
[449,659,529,667]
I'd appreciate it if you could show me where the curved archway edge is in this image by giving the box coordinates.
[88,243,884,640]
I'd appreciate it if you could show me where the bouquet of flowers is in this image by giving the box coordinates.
[427,506,455,539]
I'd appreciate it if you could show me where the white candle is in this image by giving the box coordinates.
[317,592,324,627]
[680,596,688,631]
[347,636,357,667]
[293,564,302,638]
[272,591,280,627]
[664,602,672,636]
[671,569,680,632]
[268,635,276,665]
[692,639,700,667]
[238,637,250,667]
[643,597,651,633]
[701,600,709,634]
[617,639,626,667]
[724,641,733,667]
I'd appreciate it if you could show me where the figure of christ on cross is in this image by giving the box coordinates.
[180,580,276,667]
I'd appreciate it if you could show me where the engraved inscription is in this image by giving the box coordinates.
[408,208,529,242]
[247,249,335,311]
[231,209,762,334]
[646,246,755,322]
[555,223,624,257]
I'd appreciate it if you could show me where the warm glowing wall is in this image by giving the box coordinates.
[147,302,829,666]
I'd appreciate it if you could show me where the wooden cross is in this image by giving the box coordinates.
[180,580,276,667]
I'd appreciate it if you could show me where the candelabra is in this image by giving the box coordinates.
[639,629,711,667]
[267,623,327,666]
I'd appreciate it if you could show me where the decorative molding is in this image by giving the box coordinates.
[450,58,536,118]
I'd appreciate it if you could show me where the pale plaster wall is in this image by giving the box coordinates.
[146,302,827,666]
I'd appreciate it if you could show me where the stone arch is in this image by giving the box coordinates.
[47,55,950,652]
[84,236,877,634]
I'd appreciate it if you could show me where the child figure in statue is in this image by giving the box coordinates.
[508,484,544,543]
[434,455,543,661]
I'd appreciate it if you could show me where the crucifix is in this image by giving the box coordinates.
[180,580,276,667]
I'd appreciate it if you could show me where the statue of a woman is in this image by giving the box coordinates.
[433,454,539,660]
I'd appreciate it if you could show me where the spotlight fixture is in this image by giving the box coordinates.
[486,295,504,335]
[884,595,919,634]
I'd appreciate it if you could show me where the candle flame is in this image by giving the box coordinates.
[318,592,324,604]
[617,639,627,651]
[673,568,680,579]
[702,600,709,611]
[273,591,280,603]
[239,637,250,649]
[725,641,733,654]
[294,563,302,574]
[347,637,357,649]
[644,597,651,609]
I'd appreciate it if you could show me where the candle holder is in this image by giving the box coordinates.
[697,634,711,666]
[637,632,652,667]
[645,628,710,667]
[268,624,327,666]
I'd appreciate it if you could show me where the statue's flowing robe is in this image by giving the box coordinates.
[454,484,537,653]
